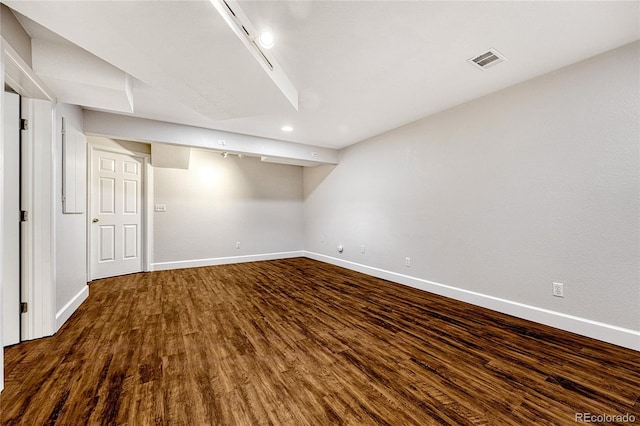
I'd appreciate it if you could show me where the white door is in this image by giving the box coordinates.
[2,91,21,347]
[91,150,143,280]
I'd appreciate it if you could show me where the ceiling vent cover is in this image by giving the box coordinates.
[468,49,507,70]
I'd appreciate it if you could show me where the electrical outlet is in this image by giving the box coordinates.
[405,257,411,267]
[320,234,325,243]
[552,282,564,297]
[361,245,366,254]
[235,242,241,249]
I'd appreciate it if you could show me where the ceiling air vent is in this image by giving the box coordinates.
[467,49,507,70]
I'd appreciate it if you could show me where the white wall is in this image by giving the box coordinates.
[304,42,639,347]
[54,102,88,330]
[152,149,304,269]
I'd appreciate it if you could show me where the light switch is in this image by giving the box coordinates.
[155,204,167,212]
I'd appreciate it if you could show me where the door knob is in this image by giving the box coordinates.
[92,218,99,223]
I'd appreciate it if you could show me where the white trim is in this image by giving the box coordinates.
[86,145,92,281]
[304,251,640,351]
[55,285,88,332]
[0,42,5,393]
[151,251,304,271]
[87,144,152,280]
[20,98,56,341]
[144,161,154,272]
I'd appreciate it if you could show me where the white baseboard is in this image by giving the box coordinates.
[55,285,89,332]
[304,251,640,351]
[151,250,305,271]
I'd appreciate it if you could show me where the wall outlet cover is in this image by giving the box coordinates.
[552,282,564,297]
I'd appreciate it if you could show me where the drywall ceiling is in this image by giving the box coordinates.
[5,1,640,149]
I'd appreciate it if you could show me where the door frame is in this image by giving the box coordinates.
[20,98,56,341]
[87,143,153,281]
[1,36,57,392]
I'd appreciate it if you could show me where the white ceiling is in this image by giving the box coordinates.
[6,1,640,150]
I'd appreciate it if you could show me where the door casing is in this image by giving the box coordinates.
[1,34,57,393]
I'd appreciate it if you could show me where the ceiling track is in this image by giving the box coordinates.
[220,0,273,70]
[209,0,298,110]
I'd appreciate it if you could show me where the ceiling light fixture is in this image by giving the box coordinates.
[258,30,275,49]
[281,125,293,132]
[210,0,298,109]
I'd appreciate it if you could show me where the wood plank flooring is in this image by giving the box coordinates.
[1,258,639,425]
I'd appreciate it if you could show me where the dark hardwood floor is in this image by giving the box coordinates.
[1,258,638,425]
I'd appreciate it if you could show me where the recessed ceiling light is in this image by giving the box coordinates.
[258,30,275,49]
[281,125,293,132]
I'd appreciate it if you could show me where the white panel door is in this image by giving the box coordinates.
[91,150,143,279]
[2,91,21,347]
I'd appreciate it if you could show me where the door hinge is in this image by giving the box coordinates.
[20,210,28,222]
[20,118,28,131]
[20,302,28,314]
